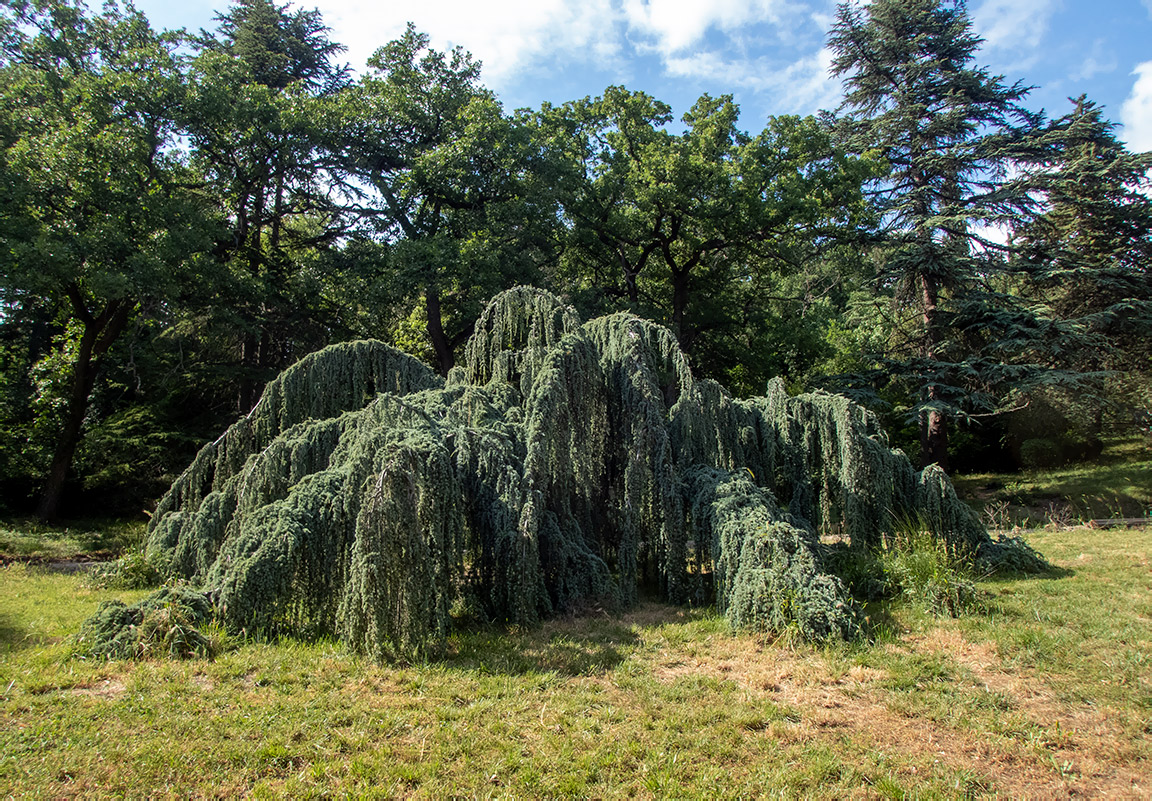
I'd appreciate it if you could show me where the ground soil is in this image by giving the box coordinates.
[627,605,1148,798]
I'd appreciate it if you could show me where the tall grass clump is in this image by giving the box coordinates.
[87,551,162,590]
[878,516,984,617]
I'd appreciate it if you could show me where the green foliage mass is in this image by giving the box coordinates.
[685,466,859,641]
[83,289,1043,659]
[87,552,162,591]
[76,587,216,660]
[5,0,1144,531]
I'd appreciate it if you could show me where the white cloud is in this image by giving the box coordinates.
[971,0,1055,68]
[611,0,833,118]
[1067,39,1116,82]
[1070,57,1115,83]
[758,46,843,116]
[664,46,842,118]
[317,0,624,86]
[313,0,832,113]
[1144,0,1152,19]
[138,0,838,116]
[621,0,787,54]
[315,0,802,96]
[1121,61,1152,153]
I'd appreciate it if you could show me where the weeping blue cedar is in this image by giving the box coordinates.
[583,314,692,603]
[452,285,583,396]
[685,466,859,641]
[147,340,443,577]
[101,288,1045,659]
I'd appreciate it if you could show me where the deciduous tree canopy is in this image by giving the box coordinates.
[0,0,1147,533]
[0,0,214,519]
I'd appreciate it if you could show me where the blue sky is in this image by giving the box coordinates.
[134,0,1152,150]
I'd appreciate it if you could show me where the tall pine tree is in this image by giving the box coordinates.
[829,0,1066,471]
[1016,97,1152,441]
[1021,97,1152,369]
[186,0,353,411]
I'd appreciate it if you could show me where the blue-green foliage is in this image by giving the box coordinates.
[81,288,1044,659]
[685,466,859,642]
[76,587,216,660]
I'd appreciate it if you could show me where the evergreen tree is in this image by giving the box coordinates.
[829,0,1059,471]
[186,0,354,412]
[1021,97,1152,369]
[97,287,1043,661]
[205,0,345,92]
[1012,97,1152,446]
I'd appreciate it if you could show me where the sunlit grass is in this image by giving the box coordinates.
[955,436,1152,525]
[1,523,1149,797]
[0,518,146,560]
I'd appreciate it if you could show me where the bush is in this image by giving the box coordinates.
[87,552,161,590]
[822,542,887,602]
[1019,438,1063,469]
[75,587,217,660]
[135,604,217,660]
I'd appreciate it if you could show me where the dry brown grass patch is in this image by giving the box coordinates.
[63,678,126,698]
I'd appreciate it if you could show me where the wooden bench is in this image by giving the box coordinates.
[1087,518,1149,529]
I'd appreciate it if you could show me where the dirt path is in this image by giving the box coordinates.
[0,553,113,573]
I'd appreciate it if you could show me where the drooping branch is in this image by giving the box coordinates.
[85,287,1043,660]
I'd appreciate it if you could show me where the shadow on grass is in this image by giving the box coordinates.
[440,604,706,677]
[848,558,1075,641]
[0,517,145,560]
[956,455,1152,523]
[857,599,901,643]
[0,609,31,653]
[443,620,640,677]
[982,563,1074,584]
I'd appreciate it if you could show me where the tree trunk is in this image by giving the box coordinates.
[670,266,691,351]
[36,299,134,522]
[238,187,266,413]
[919,398,950,472]
[623,261,640,305]
[918,272,950,472]
[238,330,262,413]
[425,287,455,376]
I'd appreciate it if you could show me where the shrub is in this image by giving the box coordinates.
[822,542,887,602]
[1020,438,1063,469]
[75,587,216,660]
[879,522,984,617]
[135,603,217,660]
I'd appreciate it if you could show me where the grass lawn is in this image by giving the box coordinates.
[0,518,145,562]
[1,524,1149,798]
[954,437,1152,526]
